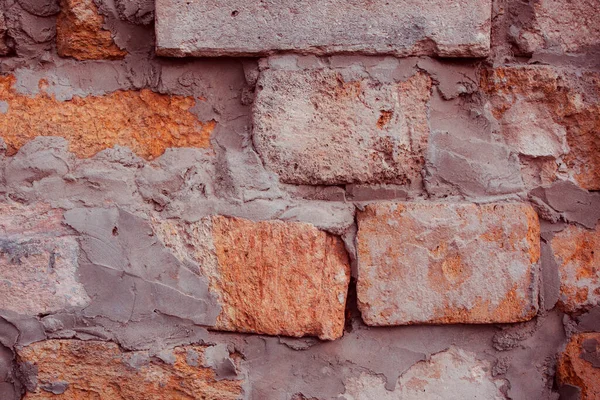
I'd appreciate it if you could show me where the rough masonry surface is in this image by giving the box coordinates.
[0,75,214,160]
[557,333,600,400]
[357,202,540,325]
[0,203,89,315]
[17,340,244,399]
[253,56,432,186]
[57,0,127,60]
[155,216,351,340]
[552,223,600,314]
[155,0,491,57]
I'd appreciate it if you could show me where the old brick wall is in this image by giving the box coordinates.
[0,0,599,399]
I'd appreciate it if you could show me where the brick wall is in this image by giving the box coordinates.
[0,0,599,399]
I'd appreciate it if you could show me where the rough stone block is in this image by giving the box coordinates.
[253,57,432,185]
[557,333,600,400]
[155,0,491,57]
[482,66,600,190]
[552,224,600,314]
[57,0,126,60]
[342,347,507,399]
[17,340,243,399]
[514,0,600,54]
[155,216,351,340]
[0,203,89,315]
[357,202,540,325]
[0,75,215,160]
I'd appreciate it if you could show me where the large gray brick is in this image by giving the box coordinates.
[155,0,492,57]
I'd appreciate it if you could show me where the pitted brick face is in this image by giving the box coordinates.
[356,202,540,325]
[253,61,432,185]
[17,340,243,399]
[57,0,126,60]
[552,224,600,314]
[0,75,215,160]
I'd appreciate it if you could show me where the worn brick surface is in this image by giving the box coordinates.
[342,347,507,399]
[57,0,126,60]
[514,0,600,54]
[17,340,243,399]
[557,333,600,400]
[552,224,600,314]
[357,202,540,325]
[482,66,600,190]
[154,216,351,340]
[155,0,491,57]
[0,75,215,160]
[0,203,89,315]
[253,59,432,185]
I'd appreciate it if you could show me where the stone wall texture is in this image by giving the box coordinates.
[0,0,598,399]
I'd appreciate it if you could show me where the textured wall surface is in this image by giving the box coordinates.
[0,0,599,399]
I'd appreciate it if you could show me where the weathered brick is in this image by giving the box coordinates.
[514,0,600,54]
[357,202,540,325]
[551,224,600,314]
[253,59,432,185]
[0,203,89,315]
[17,340,243,399]
[155,0,491,57]
[342,347,507,399]
[154,216,351,340]
[482,66,600,190]
[557,333,600,400]
[56,0,126,60]
[0,75,215,160]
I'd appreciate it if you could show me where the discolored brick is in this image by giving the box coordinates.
[557,333,600,400]
[0,203,89,315]
[0,75,215,160]
[342,347,507,399]
[154,216,351,340]
[514,0,600,54]
[253,59,432,185]
[357,202,540,325]
[56,0,126,60]
[482,65,600,190]
[551,224,600,314]
[17,340,243,399]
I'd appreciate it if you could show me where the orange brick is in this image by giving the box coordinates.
[0,75,214,160]
[56,0,126,60]
[552,224,600,313]
[557,333,600,400]
[154,216,351,340]
[18,340,243,399]
[357,202,540,325]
